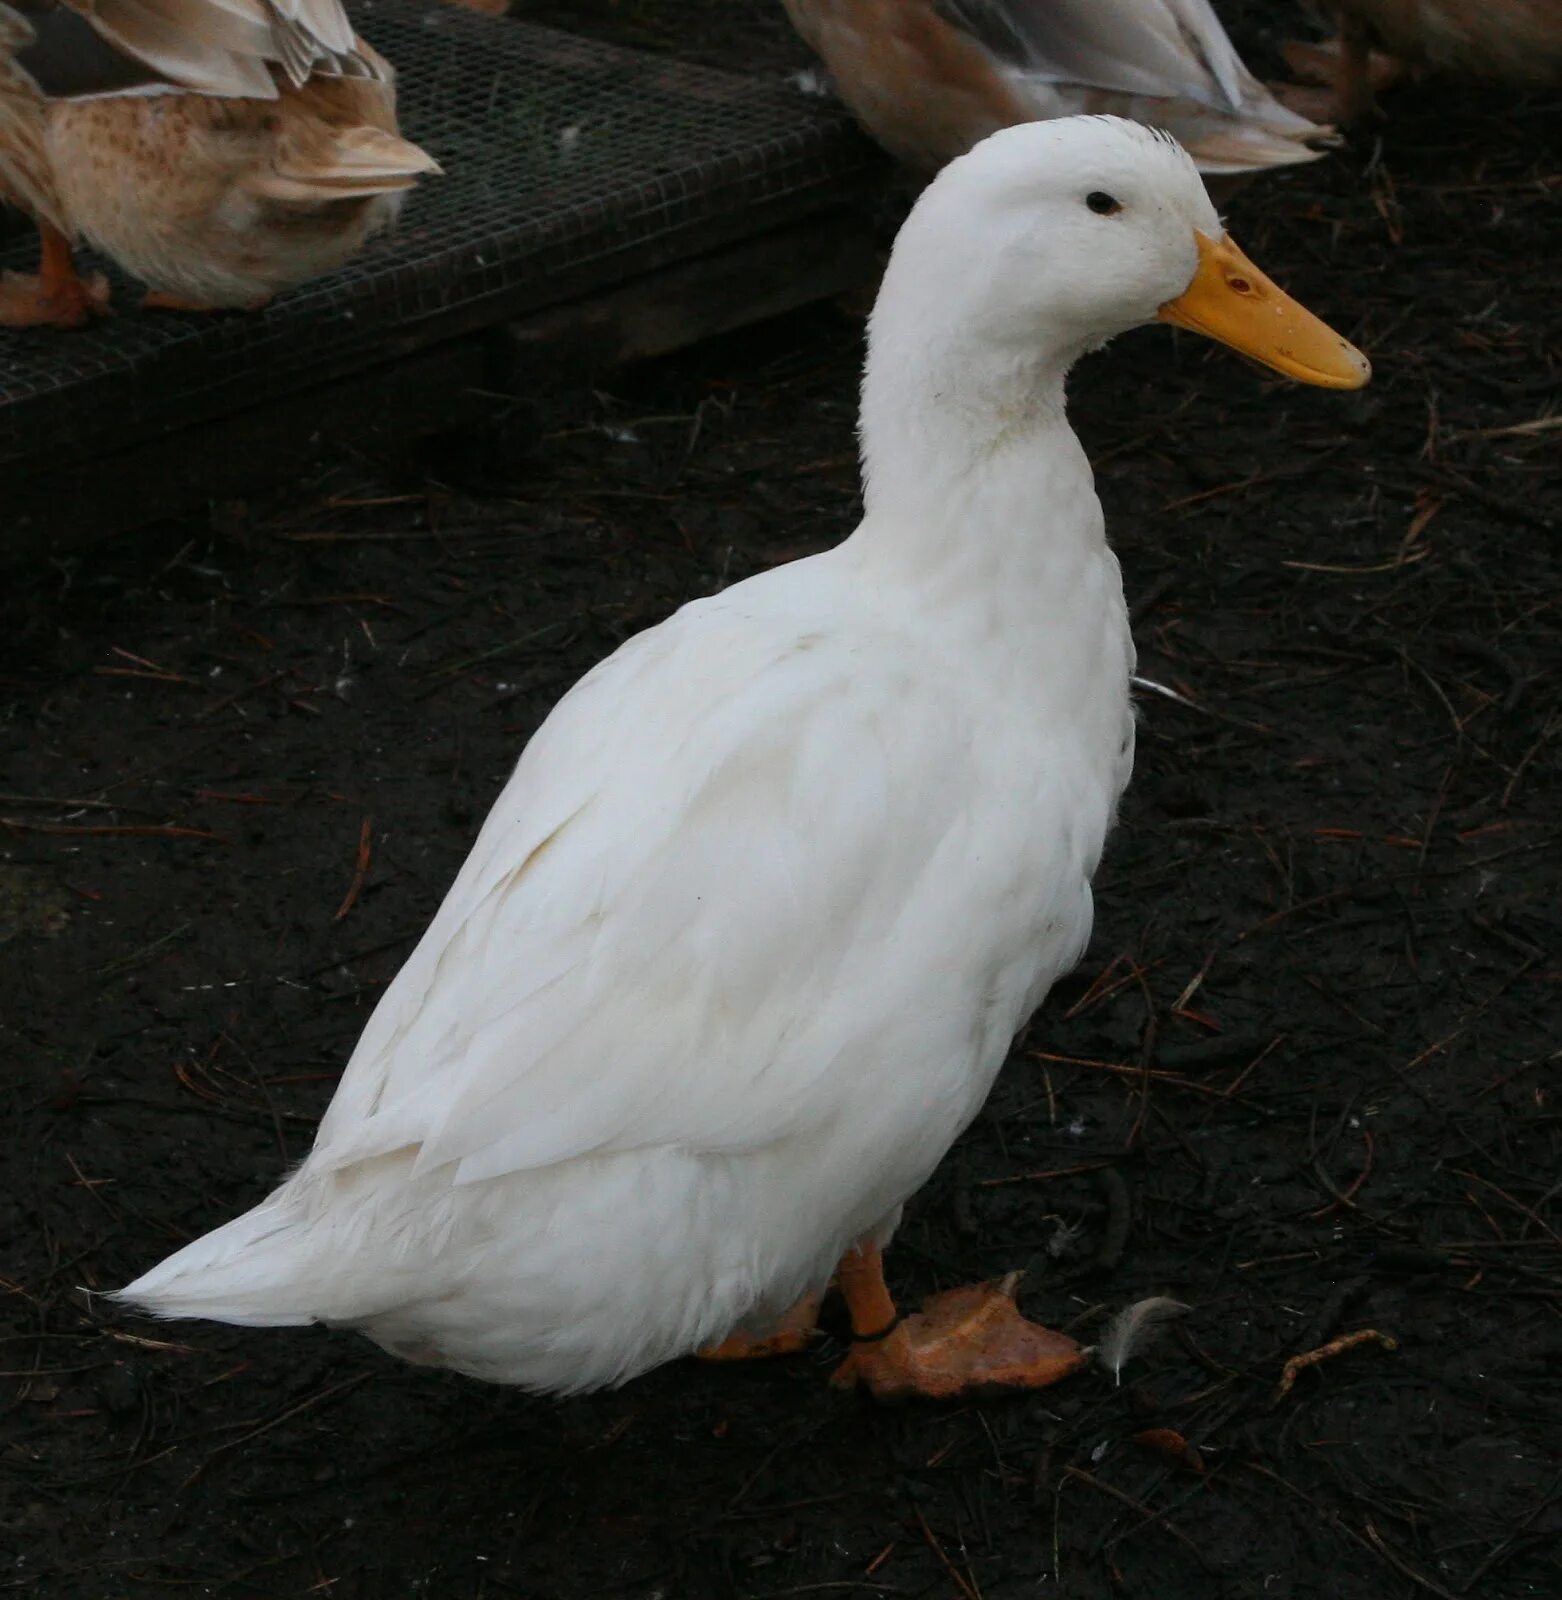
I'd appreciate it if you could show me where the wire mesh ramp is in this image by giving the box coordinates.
[0,1,884,540]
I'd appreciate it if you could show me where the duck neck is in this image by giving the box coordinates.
[846,327,1105,606]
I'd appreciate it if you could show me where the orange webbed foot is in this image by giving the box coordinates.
[828,1240,1085,1402]
[831,1271,1085,1400]
[0,223,110,329]
[698,1290,824,1361]
[0,266,110,329]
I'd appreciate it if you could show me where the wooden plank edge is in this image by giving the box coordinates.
[2,207,882,563]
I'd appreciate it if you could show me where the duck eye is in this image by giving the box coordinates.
[1086,191,1122,216]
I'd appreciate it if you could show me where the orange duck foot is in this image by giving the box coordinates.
[141,290,273,314]
[0,266,110,329]
[831,1261,1086,1402]
[0,225,110,329]
[698,1290,824,1361]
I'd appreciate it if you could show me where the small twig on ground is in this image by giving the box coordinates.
[1362,1520,1462,1600]
[1273,1329,1398,1404]
[0,820,222,842]
[1310,1131,1376,1217]
[911,1508,981,1600]
[1026,1050,1229,1099]
[334,816,374,922]
[1402,957,1538,1073]
[1452,1170,1562,1250]
[1061,1467,1205,1560]
[976,1161,1113,1190]
[181,1374,371,1489]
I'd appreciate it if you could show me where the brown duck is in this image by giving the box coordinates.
[1280,0,1562,123]
[780,0,1337,179]
[0,0,439,327]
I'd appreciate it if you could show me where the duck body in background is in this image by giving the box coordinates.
[1281,0,1562,124]
[781,0,1336,178]
[0,0,439,327]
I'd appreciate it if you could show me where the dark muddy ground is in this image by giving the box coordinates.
[3,2,1559,1596]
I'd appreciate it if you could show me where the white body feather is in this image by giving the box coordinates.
[116,120,1232,1397]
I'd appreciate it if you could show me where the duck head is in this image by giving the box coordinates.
[864,114,1369,412]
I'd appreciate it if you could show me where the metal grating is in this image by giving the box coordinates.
[0,1,882,477]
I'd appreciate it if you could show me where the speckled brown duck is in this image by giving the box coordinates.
[1279,0,1562,124]
[0,0,439,328]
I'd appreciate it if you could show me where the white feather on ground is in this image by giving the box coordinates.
[1095,1296,1189,1384]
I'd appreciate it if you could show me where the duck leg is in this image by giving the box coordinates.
[1337,14,1389,126]
[829,1241,1084,1400]
[697,1290,824,1360]
[1275,22,1407,125]
[0,223,109,328]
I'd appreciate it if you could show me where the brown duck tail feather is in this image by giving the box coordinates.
[255,123,440,202]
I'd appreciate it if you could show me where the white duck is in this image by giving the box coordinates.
[118,117,1367,1401]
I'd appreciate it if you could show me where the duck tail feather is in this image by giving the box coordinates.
[1173,118,1332,174]
[111,1196,323,1327]
[253,124,441,202]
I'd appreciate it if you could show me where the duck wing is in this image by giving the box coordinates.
[305,589,1074,1190]
[936,0,1252,107]
[251,82,439,203]
[44,0,381,100]
[937,0,1332,166]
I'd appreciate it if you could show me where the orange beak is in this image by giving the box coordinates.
[1158,231,1370,390]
